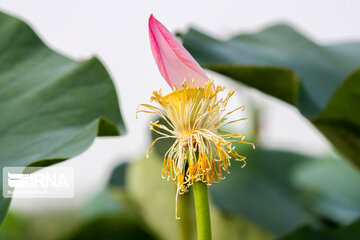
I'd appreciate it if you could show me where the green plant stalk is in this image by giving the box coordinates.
[179,193,192,240]
[192,181,212,240]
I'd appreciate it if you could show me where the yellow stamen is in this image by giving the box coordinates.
[137,79,254,217]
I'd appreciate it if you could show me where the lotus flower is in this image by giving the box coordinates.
[137,15,253,221]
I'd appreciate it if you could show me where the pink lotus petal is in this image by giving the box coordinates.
[149,14,208,89]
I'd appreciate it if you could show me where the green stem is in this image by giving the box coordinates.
[192,181,212,240]
[179,193,191,240]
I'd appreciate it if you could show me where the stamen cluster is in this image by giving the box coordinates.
[137,79,254,197]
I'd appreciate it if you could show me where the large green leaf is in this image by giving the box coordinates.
[181,25,360,168]
[0,11,125,224]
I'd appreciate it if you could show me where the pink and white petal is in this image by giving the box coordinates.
[149,15,208,89]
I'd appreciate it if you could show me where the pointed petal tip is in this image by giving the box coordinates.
[148,14,208,89]
[148,14,155,25]
[148,14,160,31]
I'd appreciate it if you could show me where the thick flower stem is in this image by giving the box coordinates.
[192,181,212,240]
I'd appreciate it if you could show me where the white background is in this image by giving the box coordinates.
[0,0,359,212]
